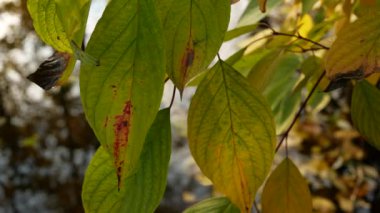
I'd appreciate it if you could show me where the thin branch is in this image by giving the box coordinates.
[272,31,330,50]
[248,23,330,51]
[275,71,326,153]
[169,86,176,109]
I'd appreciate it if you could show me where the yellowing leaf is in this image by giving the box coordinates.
[82,109,171,212]
[156,0,230,92]
[184,197,240,213]
[188,60,276,212]
[27,0,91,89]
[325,13,380,81]
[351,80,380,150]
[80,0,165,188]
[262,158,312,213]
[27,0,72,52]
[259,0,268,12]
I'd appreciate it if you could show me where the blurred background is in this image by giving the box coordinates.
[1,0,380,212]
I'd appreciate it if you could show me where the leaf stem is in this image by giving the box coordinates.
[247,23,330,51]
[169,86,176,109]
[271,31,330,50]
[275,71,326,153]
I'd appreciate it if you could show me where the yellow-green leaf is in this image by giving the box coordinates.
[184,197,240,213]
[351,80,380,150]
[82,109,171,213]
[80,0,165,187]
[55,0,91,45]
[27,0,71,52]
[262,158,312,213]
[325,12,380,81]
[27,0,91,89]
[156,0,230,92]
[188,60,276,212]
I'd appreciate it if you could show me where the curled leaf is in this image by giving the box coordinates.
[27,52,71,90]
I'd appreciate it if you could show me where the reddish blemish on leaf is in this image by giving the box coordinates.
[180,39,195,86]
[104,116,109,128]
[113,101,132,190]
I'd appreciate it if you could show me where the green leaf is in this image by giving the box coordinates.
[247,50,283,92]
[188,60,276,212]
[82,109,171,213]
[325,12,380,81]
[80,0,166,186]
[156,0,230,92]
[187,48,247,87]
[238,0,282,27]
[184,197,240,213]
[262,158,312,213]
[351,80,380,150]
[224,24,259,41]
[54,0,91,44]
[247,52,302,133]
[27,0,72,52]
[302,0,317,14]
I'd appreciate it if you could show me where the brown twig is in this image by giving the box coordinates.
[248,23,330,51]
[275,71,326,153]
[169,85,176,109]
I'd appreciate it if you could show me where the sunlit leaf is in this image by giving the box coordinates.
[184,197,240,213]
[156,0,230,92]
[27,0,72,52]
[188,60,276,212]
[325,12,380,81]
[351,80,380,150]
[55,0,91,44]
[262,158,312,213]
[27,0,91,89]
[82,109,171,213]
[224,24,259,41]
[80,0,165,187]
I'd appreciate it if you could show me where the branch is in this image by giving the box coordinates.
[271,31,330,50]
[249,23,330,51]
[275,71,326,152]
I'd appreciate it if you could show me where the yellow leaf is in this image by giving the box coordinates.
[262,158,312,213]
[258,0,267,12]
[325,12,380,81]
[188,60,276,212]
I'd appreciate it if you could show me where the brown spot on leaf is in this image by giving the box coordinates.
[113,101,132,189]
[104,116,109,128]
[111,85,117,98]
[180,39,195,87]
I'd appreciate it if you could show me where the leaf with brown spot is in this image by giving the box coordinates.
[188,60,276,212]
[80,0,166,186]
[156,0,230,93]
[325,12,380,81]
